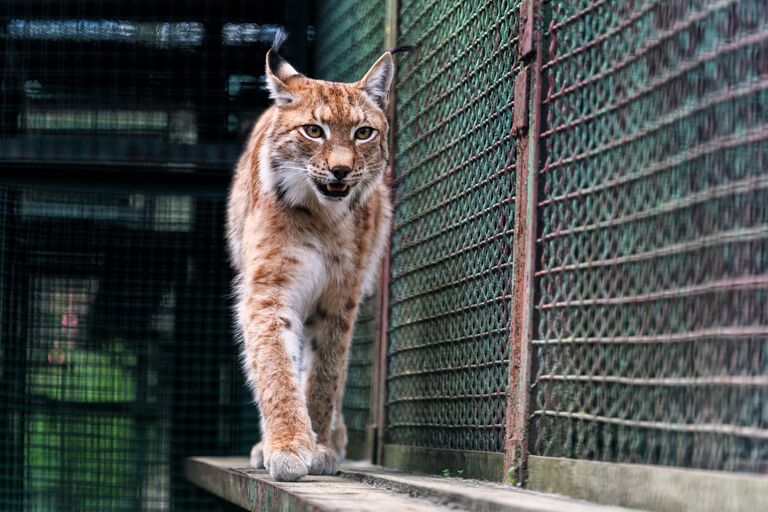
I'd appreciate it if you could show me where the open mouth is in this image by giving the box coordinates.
[316,181,351,199]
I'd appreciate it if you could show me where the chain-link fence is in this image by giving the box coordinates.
[384,0,521,466]
[530,0,768,474]
[365,0,767,490]
[315,0,385,83]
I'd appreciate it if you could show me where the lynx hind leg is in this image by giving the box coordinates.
[250,442,265,469]
[331,407,347,462]
[304,303,357,475]
[249,414,269,469]
[309,444,338,475]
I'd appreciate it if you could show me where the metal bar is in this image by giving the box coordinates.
[393,196,514,250]
[390,260,515,306]
[387,327,509,354]
[391,228,515,278]
[504,0,544,486]
[530,411,768,440]
[538,274,768,309]
[532,326,768,345]
[395,116,516,188]
[518,0,534,59]
[540,68,768,140]
[371,250,391,464]
[535,374,768,387]
[387,359,509,380]
[387,423,505,430]
[542,118,768,177]
[391,328,506,354]
[386,391,508,404]
[394,172,514,231]
[388,295,513,331]
[396,13,519,103]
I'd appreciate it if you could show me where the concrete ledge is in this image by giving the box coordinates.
[529,456,768,512]
[381,443,505,482]
[185,456,639,512]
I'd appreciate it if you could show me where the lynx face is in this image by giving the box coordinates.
[261,48,393,210]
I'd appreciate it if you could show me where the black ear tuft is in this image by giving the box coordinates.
[265,29,300,105]
[267,29,289,75]
[388,44,417,55]
[272,28,288,54]
[267,49,283,75]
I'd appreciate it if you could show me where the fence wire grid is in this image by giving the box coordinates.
[385,0,521,454]
[0,1,309,171]
[315,0,386,460]
[530,0,768,473]
[0,184,255,511]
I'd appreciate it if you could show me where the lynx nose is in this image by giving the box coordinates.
[331,166,351,181]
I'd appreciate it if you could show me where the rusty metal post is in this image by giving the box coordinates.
[368,0,400,465]
[504,0,543,486]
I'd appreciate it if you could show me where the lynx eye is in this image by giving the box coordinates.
[301,124,324,139]
[354,126,375,141]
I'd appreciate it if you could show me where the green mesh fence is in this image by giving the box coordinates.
[341,297,378,459]
[314,0,386,460]
[0,183,254,511]
[530,0,768,473]
[315,0,386,83]
[385,0,521,454]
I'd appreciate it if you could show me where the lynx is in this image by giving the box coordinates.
[226,34,395,482]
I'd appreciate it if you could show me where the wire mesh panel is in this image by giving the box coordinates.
[0,183,254,511]
[385,0,520,456]
[341,297,378,459]
[314,0,386,460]
[530,0,768,473]
[315,0,385,83]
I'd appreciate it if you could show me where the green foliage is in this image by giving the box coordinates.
[28,342,137,402]
[441,468,465,478]
[25,341,141,510]
[507,467,517,486]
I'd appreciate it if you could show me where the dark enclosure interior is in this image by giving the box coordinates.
[0,1,312,510]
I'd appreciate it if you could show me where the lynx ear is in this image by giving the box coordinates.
[265,31,300,106]
[359,52,394,110]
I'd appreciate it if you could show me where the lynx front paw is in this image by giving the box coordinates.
[263,438,314,482]
[267,451,310,482]
[309,444,338,475]
[249,442,265,469]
